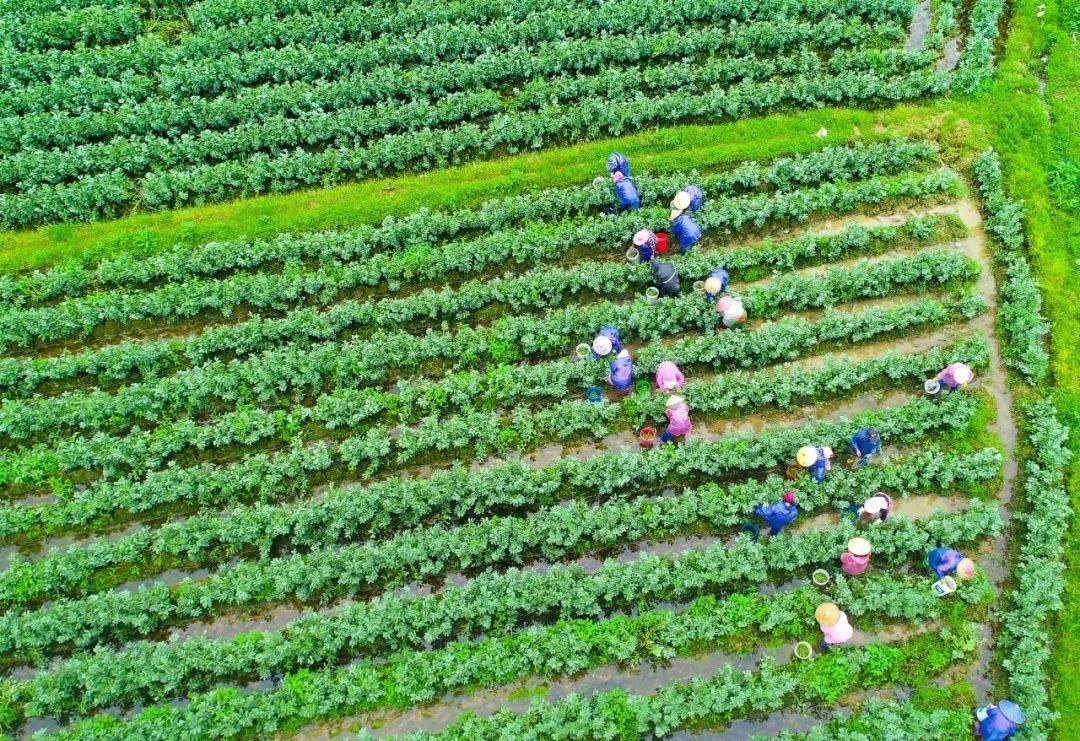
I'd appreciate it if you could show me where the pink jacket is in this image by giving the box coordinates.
[655,361,685,391]
[821,612,854,645]
[840,553,870,576]
[665,403,692,437]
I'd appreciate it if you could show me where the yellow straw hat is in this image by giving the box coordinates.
[847,537,872,557]
[815,602,840,627]
[704,276,722,295]
[797,446,819,467]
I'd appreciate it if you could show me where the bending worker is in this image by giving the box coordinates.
[669,187,703,254]
[716,296,746,329]
[611,171,640,211]
[849,427,881,465]
[754,491,798,536]
[660,394,692,443]
[632,229,657,262]
[928,547,977,580]
[703,267,729,302]
[815,602,853,652]
[655,360,685,391]
[840,537,872,576]
[652,260,681,298]
[857,492,893,524]
[797,445,833,483]
[975,700,1025,740]
[608,351,634,394]
[937,361,974,392]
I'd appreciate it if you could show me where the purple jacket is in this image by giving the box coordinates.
[608,357,633,391]
[754,501,799,535]
[976,708,1019,741]
[928,547,964,578]
[613,178,640,209]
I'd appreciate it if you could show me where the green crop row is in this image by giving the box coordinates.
[0,393,989,657]
[770,698,972,741]
[26,528,993,736]
[0,161,953,351]
[0,140,938,309]
[0,4,142,52]
[0,328,988,489]
[0,432,993,613]
[0,235,976,442]
[972,148,1050,383]
[0,68,947,227]
[11,488,998,725]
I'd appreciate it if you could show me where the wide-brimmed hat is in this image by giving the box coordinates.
[665,394,686,409]
[797,446,819,467]
[716,295,735,313]
[633,229,654,247]
[591,335,613,356]
[998,700,1026,725]
[815,602,840,627]
[669,190,692,220]
[847,537,872,556]
[956,558,976,580]
[953,363,974,384]
[863,495,889,514]
[704,276,722,295]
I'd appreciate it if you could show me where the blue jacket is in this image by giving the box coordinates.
[670,212,702,253]
[754,501,799,535]
[977,708,1019,741]
[598,326,622,353]
[609,357,633,391]
[850,428,881,457]
[804,447,829,483]
[705,267,730,301]
[928,547,964,578]
[614,178,640,210]
[606,153,630,177]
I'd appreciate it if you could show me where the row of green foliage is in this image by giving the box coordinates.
[971,148,1051,382]
[379,625,983,740]
[0,331,988,487]
[26,545,991,736]
[0,164,956,351]
[0,393,991,658]
[0,140,939,309]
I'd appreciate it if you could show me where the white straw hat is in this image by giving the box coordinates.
[591,335,612,356]
[632,229,654,247]
[847,537,872,557]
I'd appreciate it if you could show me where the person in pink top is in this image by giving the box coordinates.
[937,361,974,392]
[840,537,871,576]
[655,361,685,391]
[660,394,692,443]
[815,602,853,651]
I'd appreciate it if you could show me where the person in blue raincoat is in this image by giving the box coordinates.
[597,326,622,354]
[669,188,703,254]
[849,427,881,463]
[607,152,631,178]
[611,171,640,211]
[927,547,974,578]
[703,267,729,302]
[754,492,799,535]
[608,351,633,394]
[975,700,1025,740]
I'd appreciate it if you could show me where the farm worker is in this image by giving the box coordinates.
[703,267,729,301]
[608,351,634,394]
[606,152,631,177]
[840,537,872,576]
[591,334,613,359]
[797,445,833,483]
[753,492,798,536]
[655,361,685,391]
[611,171,640,211]
[660,394,692,443]
[937,362,974,392]
[669,190,703,254]
[633,229,657,262]
[815,602,853,651]
[975,700,1025,741]
[927,548,977,579]
[858,492,893,523]
[849,427,881,462]
[716,296,746,329]
[652,260,681,298]
[597,326,622,353]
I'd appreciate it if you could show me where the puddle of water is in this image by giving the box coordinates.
[789,494,969,537]
[940,38,961,72]
[905,0,932,52]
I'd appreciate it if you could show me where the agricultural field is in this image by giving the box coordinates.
[0,1,1075,741]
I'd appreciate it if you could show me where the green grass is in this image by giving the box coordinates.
[0,1,1076,734]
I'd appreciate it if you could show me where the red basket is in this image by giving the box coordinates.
[639,426,657,447]
[655,232,668,254]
